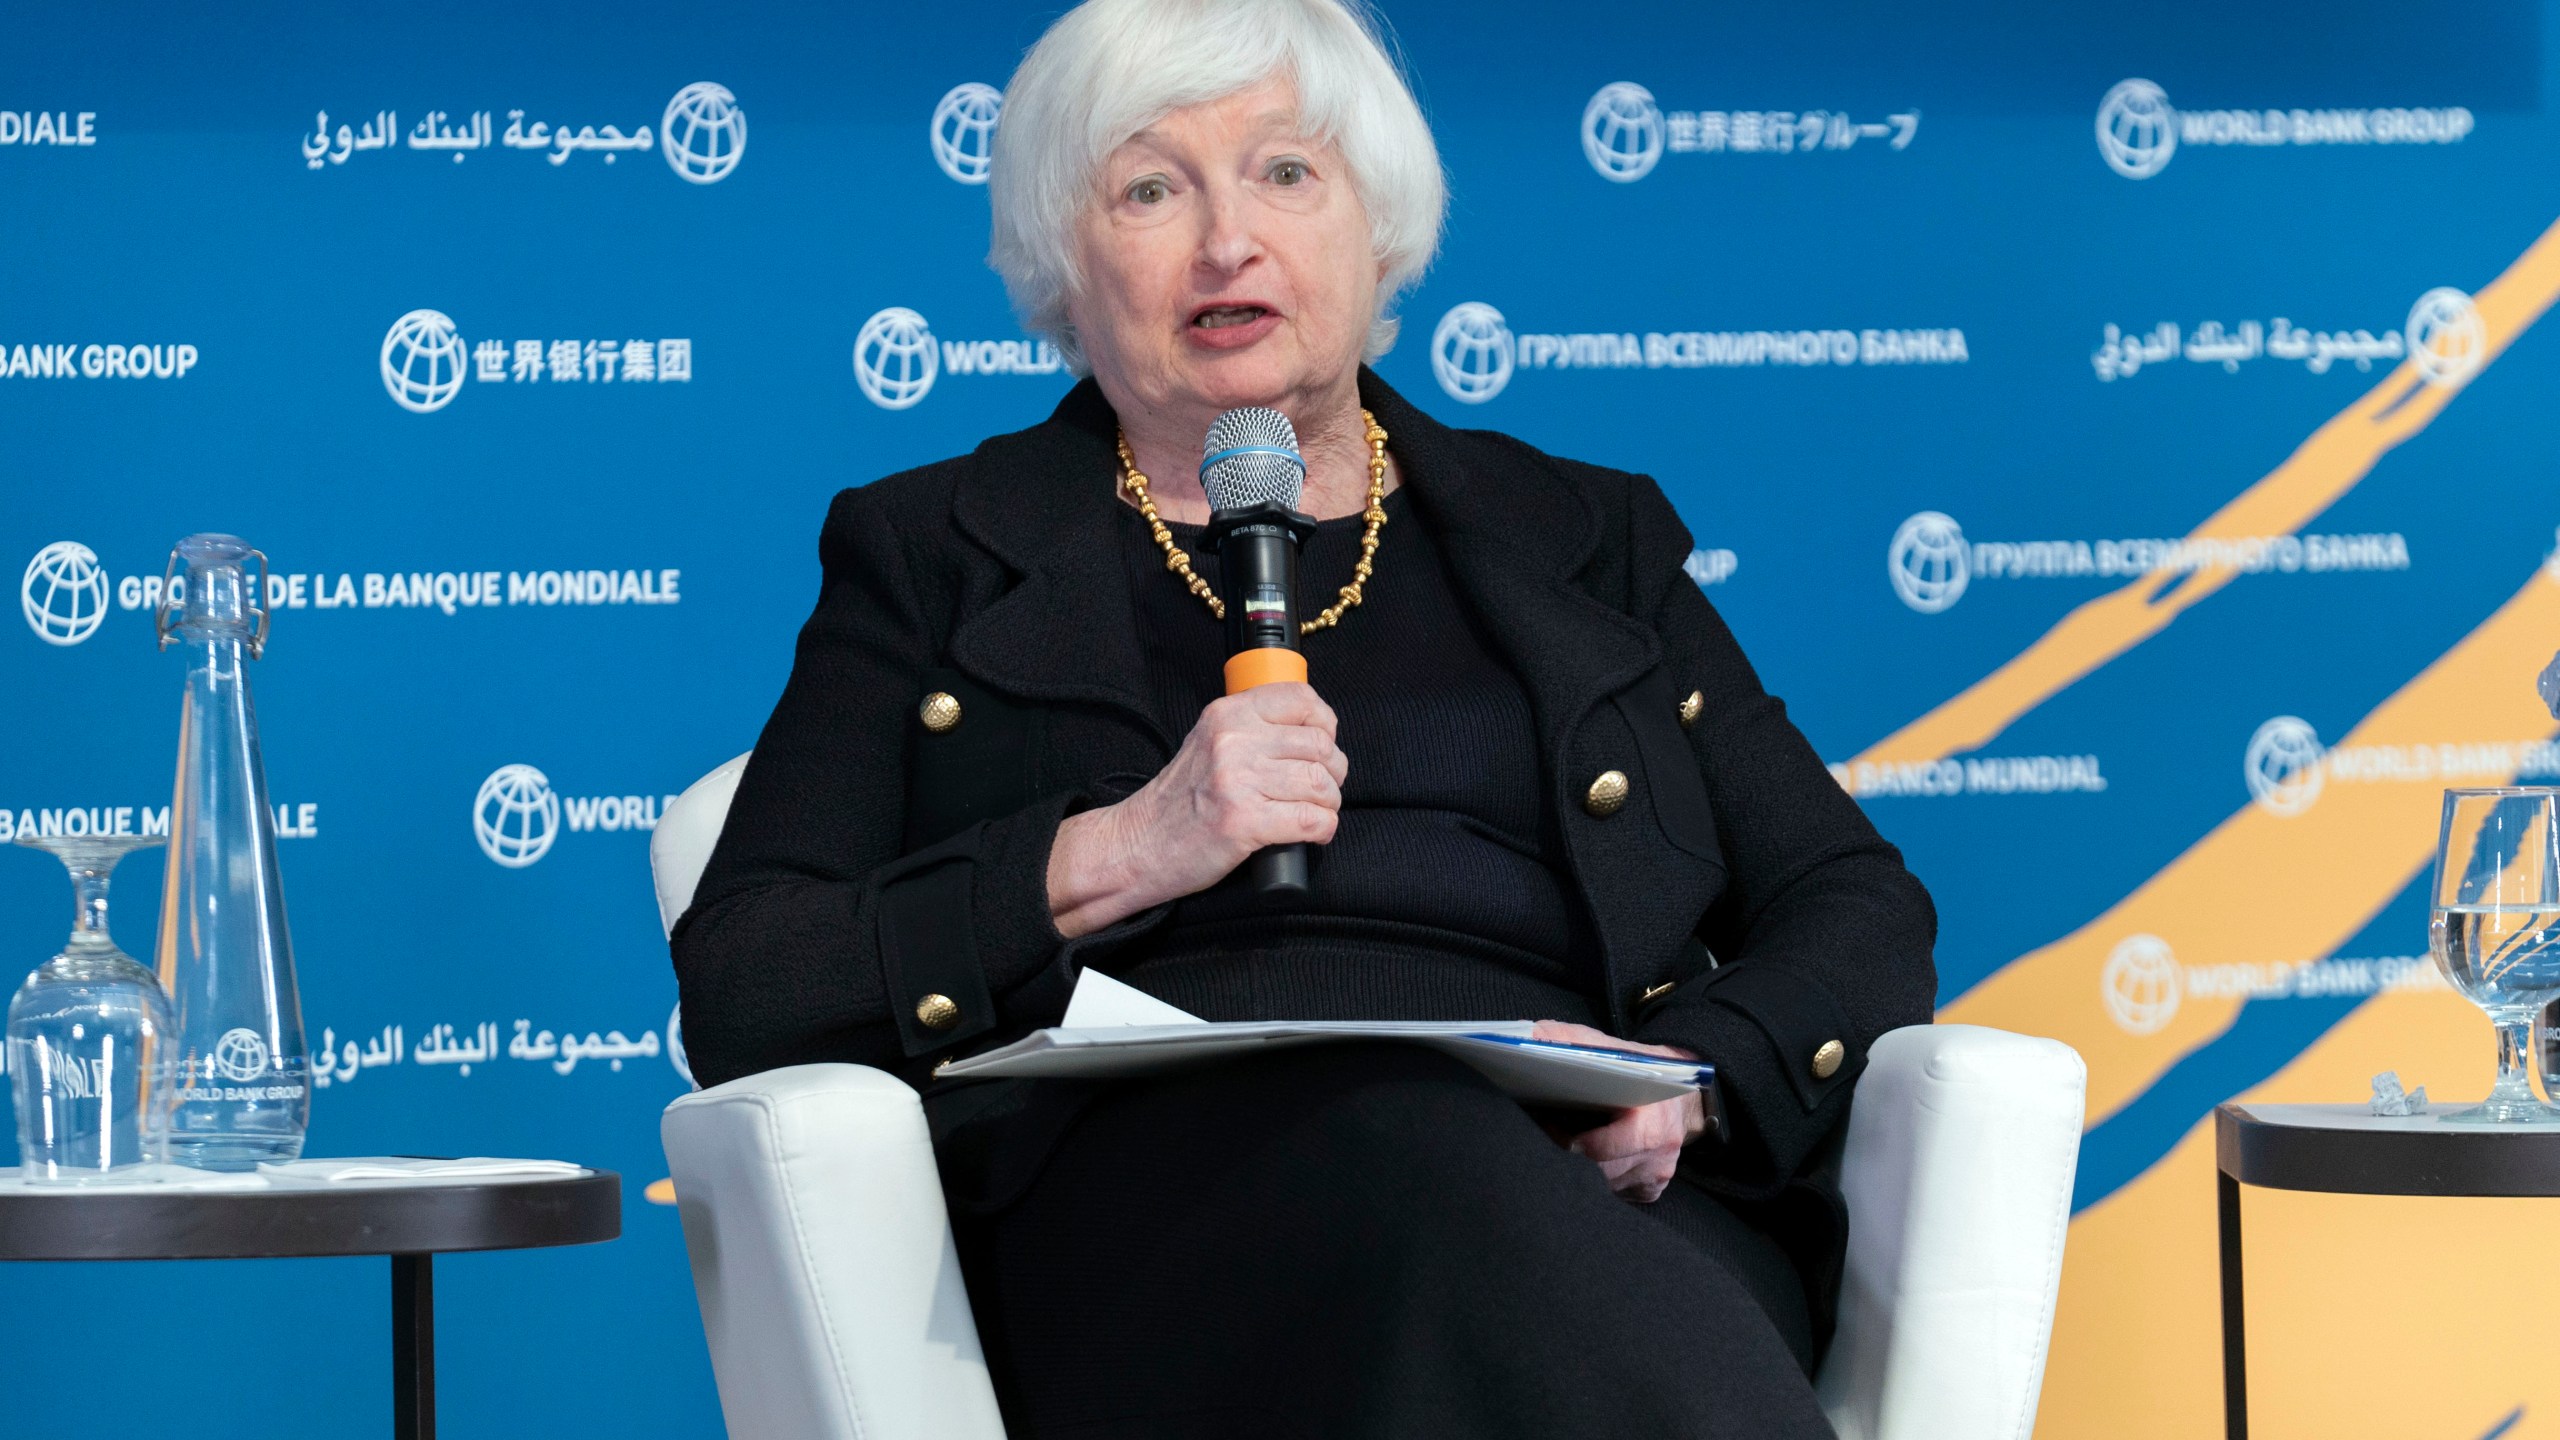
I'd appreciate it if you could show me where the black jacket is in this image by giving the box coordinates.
[674,369,1938,1301]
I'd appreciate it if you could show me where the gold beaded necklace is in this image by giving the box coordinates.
[1115,409,1389,635]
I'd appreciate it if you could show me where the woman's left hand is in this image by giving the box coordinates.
[1530,1020,1710,1204]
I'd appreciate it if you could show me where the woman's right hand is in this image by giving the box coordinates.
[1047,682,1347,938]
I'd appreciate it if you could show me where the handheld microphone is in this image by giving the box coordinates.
[1199,406,1320,905]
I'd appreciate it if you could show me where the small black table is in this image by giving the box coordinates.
[0,1166,621,1440]
[2215,1103,2560,1439]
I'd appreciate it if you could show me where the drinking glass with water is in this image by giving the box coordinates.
[2430,787,2560,1124]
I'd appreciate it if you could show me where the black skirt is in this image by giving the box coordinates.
[944,1043,1835,1440]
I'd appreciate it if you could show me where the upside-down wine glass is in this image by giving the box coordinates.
[6,833,176,1180]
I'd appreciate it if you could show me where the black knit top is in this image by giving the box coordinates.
[676,372,1940,1267]
[1107,488,1603,1028]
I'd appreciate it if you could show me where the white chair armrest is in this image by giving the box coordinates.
[1816,1024,2086,1440]
[662,1063,1007,1440]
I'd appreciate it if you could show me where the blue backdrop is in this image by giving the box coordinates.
[4,2,2553,1435]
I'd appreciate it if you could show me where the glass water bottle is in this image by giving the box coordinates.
[153,534,310,1170]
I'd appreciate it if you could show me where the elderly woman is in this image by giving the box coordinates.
[674,0,1935,1433]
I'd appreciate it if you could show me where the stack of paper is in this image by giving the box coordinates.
[0,1157,588,1194]
[935,970,1715,1115]
[266,1157,589,1184]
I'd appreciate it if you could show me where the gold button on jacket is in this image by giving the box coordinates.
[915,993,961,1031]
[1678,689,1705,727]
[1584,770,1630,817]
[919,692,962,733]
[1811,1039,1845,1079]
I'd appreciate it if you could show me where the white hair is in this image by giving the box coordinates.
[987,0,1447,375]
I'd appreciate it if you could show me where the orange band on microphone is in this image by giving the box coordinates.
[1224,648,1308,694]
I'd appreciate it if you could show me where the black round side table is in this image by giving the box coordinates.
[2215,1104,2560,1439]
[0,1167,621,1440]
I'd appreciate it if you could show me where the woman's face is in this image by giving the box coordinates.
[1067,76,1381,425]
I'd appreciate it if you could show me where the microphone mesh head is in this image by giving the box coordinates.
[1200,406,1305,512]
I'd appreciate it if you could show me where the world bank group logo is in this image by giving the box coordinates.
[22,541,110,646]
[380,311,694,408]
[2405,287,2485,389]
[1582,82,1665,182]
[666,1003,694,1087]
[209,1027,272,1083]
[849,308,1062,408]
[2244,715,2327,817]
[474,763,560,868]
[661,82,746,185]
[930,83,1001,184]
[2093,79,2471,180]
[1887,511,1971,613]
[2101,933,2183,1035]
[853,307,940,409]
[381,309,467,413]
[1430,302,1515,404]
[2095,79,2178,179]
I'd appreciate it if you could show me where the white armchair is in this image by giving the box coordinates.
[655,754,2085,1440]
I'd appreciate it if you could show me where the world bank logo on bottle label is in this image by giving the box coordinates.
[662,81,746,185]
[474,763,560,868]
[2404,287,2485,389]
[2101,934,2183,1035]
[1430,302,1515,404]
[209,1027,272,1083]
[22,540,110,646]
[930,82,1001,184]
[2243,715,2326,817]
[381,308,467,413]
[1581,82,1664,182]
[1887,511,1970,613]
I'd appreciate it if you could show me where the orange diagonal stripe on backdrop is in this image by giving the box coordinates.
[1940,564,2560,1127]
[2038,977,2507,1438]
[1856,212,2560,773]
